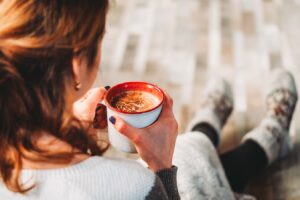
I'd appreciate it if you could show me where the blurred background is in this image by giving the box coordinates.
[94,0,300,199]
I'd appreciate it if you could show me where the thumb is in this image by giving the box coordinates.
[110,116,139,142]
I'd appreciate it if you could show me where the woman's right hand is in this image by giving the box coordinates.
[110,91,178,172]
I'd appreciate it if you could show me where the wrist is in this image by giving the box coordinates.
[148,161,172,172]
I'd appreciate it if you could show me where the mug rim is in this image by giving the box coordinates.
[104,81,164,115]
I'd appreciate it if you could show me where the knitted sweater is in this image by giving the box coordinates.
[0,157,179,200]
[1,132,254,200]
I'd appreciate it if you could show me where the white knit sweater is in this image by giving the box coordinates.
[0,132,249,200]
[0,157,178,200]
[0,157,155,200]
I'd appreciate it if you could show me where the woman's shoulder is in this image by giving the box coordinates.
[23,156,155,181]
[18,156,157,200]
[84,156,157,199]
[83,156,155,183]
[86,156,150,171]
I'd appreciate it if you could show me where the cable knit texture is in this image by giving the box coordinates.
[0,133,259,200]
[173,132,236,200]
[0,157,179,200]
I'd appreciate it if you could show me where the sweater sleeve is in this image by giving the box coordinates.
[145,166,180,200]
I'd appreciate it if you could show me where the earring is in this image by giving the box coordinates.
[75,82,82,91]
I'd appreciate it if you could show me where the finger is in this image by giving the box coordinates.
[159,90,174,118]
[93,103,107,129]
[161,89,173,108]
[74,87,107,121]
[84,87,107,110]
[109,116,140,143]
[87,87,107,102]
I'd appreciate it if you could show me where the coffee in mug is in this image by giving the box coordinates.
[110,91,160,113]
[104,82,164,153]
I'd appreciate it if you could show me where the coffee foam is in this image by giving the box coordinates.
[111,91,160,113]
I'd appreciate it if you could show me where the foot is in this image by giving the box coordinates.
[187,77,234,146]
[243,68,298,164]
[266,69,298,129]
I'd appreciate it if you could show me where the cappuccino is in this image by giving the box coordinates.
[111,91,159,112]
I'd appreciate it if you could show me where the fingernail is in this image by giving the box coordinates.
[96,104,103,111]
[109,116,116,124]
[104,86,111,90]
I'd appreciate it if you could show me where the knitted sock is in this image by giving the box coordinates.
[243,68,298,164]
[187,77,233,147]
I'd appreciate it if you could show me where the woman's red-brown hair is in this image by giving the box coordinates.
[0,0,109,193]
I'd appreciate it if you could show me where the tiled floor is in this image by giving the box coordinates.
[95,0,300,199]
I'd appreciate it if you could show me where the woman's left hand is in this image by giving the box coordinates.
[73,87,107,130]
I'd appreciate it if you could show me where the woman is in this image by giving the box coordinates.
[0,1,179,199]
[0,1,298,200]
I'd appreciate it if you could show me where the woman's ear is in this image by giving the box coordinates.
[72,54,81,85]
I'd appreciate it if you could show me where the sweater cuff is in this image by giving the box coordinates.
[156,166,180,200]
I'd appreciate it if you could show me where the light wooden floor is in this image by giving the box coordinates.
[94,0,300,199]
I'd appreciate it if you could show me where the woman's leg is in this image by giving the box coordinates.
[221,68,298,192]
[192,123,268,192]
[188,70,297,192]
[187,77,234,147]
[189,68,298,194]
[191,122,219,147]
[219,141,268,192]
